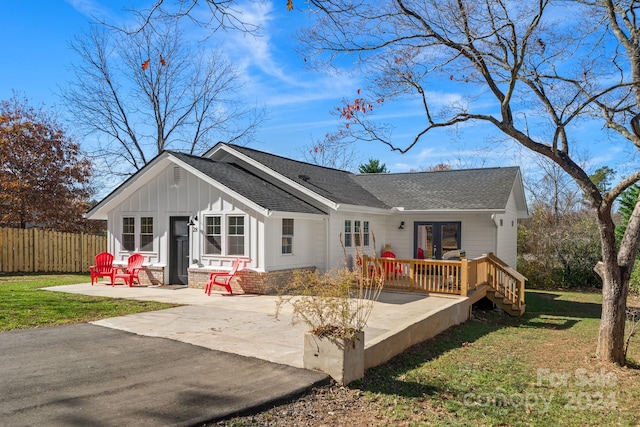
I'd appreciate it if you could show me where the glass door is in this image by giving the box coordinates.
[414,222,461,259]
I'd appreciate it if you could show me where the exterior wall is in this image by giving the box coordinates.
[325,211,503,268]
[327,212,389,271]
[494,192,519,267]
[263,216,326,272]
[379,213,497,261]
[456,214,497,260]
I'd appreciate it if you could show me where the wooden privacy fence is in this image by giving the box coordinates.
[0,227,107,273]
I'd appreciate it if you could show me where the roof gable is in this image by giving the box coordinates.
[168,152,326,215]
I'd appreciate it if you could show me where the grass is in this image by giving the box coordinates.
[0,273,176,331]
[349,289,640,426]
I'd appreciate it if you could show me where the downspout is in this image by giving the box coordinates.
[491,213,500,258]
[324,216,330,273]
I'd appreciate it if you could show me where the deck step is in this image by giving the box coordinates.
[484,288,525,317]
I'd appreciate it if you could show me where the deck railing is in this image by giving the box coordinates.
[361,252,526,309]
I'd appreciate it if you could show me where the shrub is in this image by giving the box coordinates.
[275,234,384,339]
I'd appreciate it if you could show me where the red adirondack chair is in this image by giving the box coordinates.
[89,252,115,285]
[205,258,242,295]
[114,253,144,287]
[381,250,402,279]
[356,254,382,278]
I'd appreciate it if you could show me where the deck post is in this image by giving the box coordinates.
[460,257,468,296]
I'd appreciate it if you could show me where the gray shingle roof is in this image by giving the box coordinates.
[226,144,388,208]
[352,167,520,210]
[169,151,326,215]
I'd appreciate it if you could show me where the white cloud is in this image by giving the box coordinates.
[65,0,111,19]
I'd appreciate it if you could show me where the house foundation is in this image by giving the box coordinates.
[187,267,316,294]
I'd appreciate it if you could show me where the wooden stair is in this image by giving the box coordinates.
[485,288,525,316]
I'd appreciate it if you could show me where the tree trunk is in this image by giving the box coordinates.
[595,212,629,365]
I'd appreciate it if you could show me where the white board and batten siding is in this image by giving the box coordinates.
[109,163,270,274]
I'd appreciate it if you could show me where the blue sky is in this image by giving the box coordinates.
[0,0,634,197]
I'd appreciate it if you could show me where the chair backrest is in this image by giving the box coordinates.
[443,250,461,260]
[95,252,114,271]
[417,247,425,259]
[381,251,396,259]
[126,253,144,273]
[229,258,242,275]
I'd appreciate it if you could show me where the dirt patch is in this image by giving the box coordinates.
[216,384,384,426]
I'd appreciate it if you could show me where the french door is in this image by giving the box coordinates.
[414,222,461,260]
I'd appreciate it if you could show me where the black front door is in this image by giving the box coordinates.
[169,216,189,285]
[414,222,461,259]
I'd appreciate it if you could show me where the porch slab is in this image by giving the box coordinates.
[46,283,470,370]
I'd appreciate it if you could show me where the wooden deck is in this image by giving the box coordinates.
[361,252,526,316]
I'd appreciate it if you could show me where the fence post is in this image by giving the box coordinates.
[460,257,468,296]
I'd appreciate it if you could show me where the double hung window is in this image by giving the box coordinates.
[282,218,294,254]
[122,217,135,251]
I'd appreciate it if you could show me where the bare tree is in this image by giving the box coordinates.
[300,136,361,170]
[524,155,585,220]
[129,0,258,34]
[298,0,640,364]
[63,19,262,179]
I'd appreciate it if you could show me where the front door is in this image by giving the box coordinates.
[169,216,189,285]
[414,222,461,259]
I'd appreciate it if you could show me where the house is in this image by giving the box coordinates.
[85,142,529,293]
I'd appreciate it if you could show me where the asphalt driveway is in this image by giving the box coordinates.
[0,323,328,427]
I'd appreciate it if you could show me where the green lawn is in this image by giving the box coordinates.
[0,273,176,331]
[352,290,640,426]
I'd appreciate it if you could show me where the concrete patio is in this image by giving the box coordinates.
[47,283,471,370]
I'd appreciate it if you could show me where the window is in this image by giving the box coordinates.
[344,219,370,248]
[122,217,135,251]
[227,216,245,255]
[344,220,352,247]
[363,221,370,246]
[205,216,222,255]
[282,218,294,254]
[140,217,154,252]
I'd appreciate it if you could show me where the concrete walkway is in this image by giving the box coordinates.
[47,283,464,369]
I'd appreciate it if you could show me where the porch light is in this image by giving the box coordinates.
[398,221,405,230]
[188,215,198,231]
